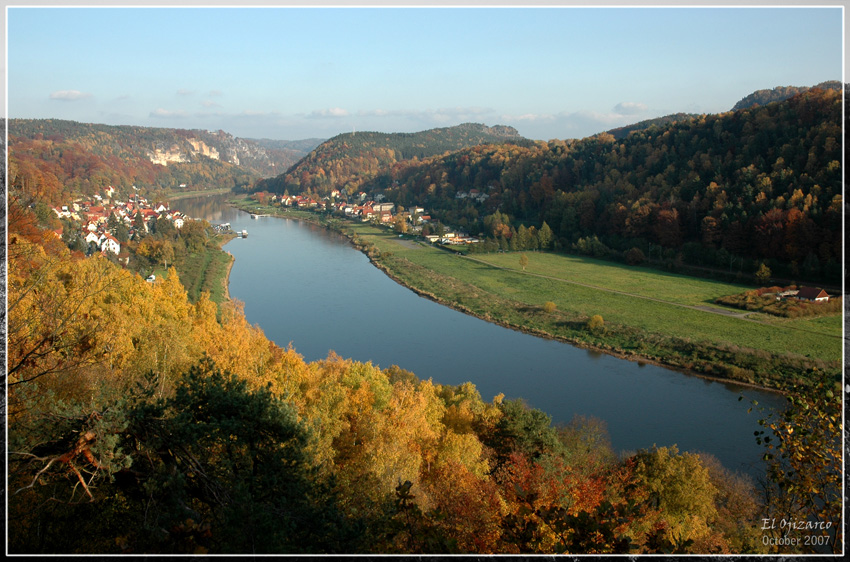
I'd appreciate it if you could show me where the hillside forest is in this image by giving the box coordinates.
[267,88,843,285]
[7,119,321,204]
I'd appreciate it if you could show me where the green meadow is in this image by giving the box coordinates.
[343,223,841,389]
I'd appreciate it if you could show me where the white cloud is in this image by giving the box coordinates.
[309,107,349,118]
[504,113,555,123]
[357,106,494,123]
[177,89,195,96]
[150,108,189,118]
[238,110,275,117]
[613,101,648,115]
[49,90,93,101]
[201,100,221,108]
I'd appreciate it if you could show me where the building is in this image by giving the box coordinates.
[795,287,829,302]
[101,234,121,255]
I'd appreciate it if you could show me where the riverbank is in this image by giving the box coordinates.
[165,186,238,202]
[222,250,234,301]
[226,198,839,393]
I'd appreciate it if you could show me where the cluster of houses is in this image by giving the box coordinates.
[266,190,480,246]
[51,187,190,256]
[455,189,491,203]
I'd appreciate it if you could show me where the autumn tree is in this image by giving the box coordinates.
[753,375,842,553]
[625,247,646,265]
[537,221,553,250]
[631,446,720,549]
[755,263,771,285]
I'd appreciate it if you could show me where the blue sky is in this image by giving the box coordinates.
[6,4,845,141]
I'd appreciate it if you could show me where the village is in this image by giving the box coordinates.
[49,185,191,259]
[264,189,482,246]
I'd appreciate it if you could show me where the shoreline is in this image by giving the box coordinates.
[222,251,234,301]
[165,187,237,202]
[366,251,786,397]
[225,199,790,396]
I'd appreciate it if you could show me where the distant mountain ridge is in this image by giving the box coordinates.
[248,137,327,155]
[6,119,325,203]
[731,81,842,111]
[255,122,531,196]
[9,119,321,179]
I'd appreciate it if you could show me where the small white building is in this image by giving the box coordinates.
[101,234,121,255]
[85,231,101,247]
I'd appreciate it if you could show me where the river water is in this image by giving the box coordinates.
[180,193,787,477]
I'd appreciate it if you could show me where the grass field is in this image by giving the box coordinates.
[180,244,233,305]
[344,223,842,382]
[155,233,235,306]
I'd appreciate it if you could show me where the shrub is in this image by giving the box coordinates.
[625,247,646,265]
[542,301,557,314]
[586,315,605,334]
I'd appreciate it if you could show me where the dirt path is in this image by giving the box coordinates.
[392,238,423,250]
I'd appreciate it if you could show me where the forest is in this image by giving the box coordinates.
[255,122,532,197]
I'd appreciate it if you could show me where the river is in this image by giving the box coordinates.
[180,193,787,477]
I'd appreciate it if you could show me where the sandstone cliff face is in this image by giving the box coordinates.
[149,145,190,165]
[146,130,317,178]
[149,137,223,166]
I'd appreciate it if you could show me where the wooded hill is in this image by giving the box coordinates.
[731,80,841,111]
[254,122,533,197]
[269,87,843,284]
[6,119,322,205]
[606,113,700,140]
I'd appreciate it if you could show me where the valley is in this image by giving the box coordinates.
[6,82,844,556]
[231,195,842,392]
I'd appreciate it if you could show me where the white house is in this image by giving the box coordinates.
[101,234,121,255]
[85,231,102,247]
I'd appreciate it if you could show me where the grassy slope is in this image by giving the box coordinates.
[153,233,235,306]
[179,242,234,305]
